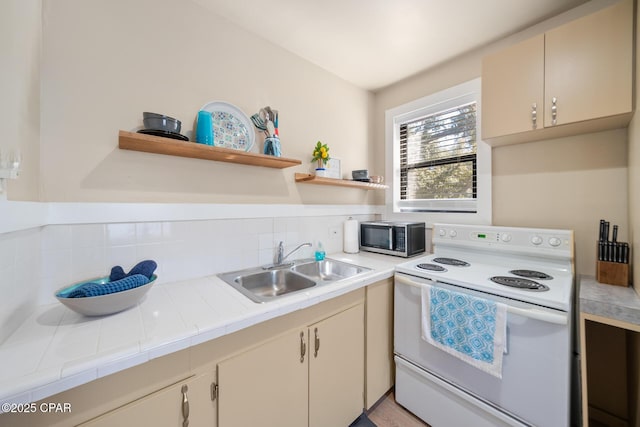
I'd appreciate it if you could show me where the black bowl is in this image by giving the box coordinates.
[143,112,181,133]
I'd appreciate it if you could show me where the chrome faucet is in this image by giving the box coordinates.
[273,241,312,267]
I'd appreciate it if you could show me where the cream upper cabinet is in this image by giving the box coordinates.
[217,328,309,427]
[79,372,216,427]
[481,34,544,140]
[482,0,633,145]
[544,0,633,127]
[309,303,365,427]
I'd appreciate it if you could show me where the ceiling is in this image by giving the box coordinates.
[195,0,589,91]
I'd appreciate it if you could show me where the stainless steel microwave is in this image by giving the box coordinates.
[360,221,426,257]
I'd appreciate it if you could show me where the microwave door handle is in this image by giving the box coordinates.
[395,274,568,325]
[388,228,394,250]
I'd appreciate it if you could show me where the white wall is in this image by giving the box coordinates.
[374,0,629,276]
[0,0,41,200]
[36,0,375,204]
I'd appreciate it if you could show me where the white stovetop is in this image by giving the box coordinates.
[0,252,402,407]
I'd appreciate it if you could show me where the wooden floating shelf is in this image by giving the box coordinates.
[294,173,388,190]
[118,130,302,169]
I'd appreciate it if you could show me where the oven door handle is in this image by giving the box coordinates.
[395,274,568,325]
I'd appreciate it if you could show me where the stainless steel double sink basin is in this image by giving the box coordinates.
[217,258,371,303]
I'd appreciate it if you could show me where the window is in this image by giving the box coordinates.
[385,79,491,224]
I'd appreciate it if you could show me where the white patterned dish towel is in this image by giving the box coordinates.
[421,284,507,378]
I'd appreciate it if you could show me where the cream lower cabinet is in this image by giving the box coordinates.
[217,328,309,427]
[482,0,632,145]
[217,303,365,427]
[309,303,365,427]
[365,277,394,409]
[79,372,216,427]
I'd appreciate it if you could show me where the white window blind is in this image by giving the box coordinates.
[399,102,477,210]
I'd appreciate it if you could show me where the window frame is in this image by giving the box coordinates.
[384,78,491,225]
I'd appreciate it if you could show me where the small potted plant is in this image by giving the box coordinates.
[312,141,330,176]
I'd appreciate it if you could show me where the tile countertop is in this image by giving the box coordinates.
[0,252,404,407]
[579,275,640,328]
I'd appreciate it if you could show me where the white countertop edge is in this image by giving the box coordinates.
[0,253,402,406]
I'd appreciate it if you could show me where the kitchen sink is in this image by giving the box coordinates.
[239,269,315,299]
[217,258,370,303]
[291,259,371,282]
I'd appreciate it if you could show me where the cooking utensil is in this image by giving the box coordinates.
[250,114,267,131]
[250,113,269,137]
[259,108,270,123]
[273,110,279,136]
[266,120,276,137]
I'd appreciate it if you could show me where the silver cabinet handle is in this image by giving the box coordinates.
[181,384,190,427]
[551,97,557,125]
[300,331,306,363]
[531,103,537,129]
[314,327,320,358]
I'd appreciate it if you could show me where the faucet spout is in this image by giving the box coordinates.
[275,241,312,266]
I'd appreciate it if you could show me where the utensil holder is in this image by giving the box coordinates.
[263,136,281,157]
[596,260,630,287]
[595,241,631,287]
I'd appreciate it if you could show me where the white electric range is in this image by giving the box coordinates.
[394,223,575,427]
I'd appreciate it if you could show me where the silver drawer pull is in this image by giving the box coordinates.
[181,384,190,427]
[531,103,537,129]
[300,331,306,363]
[314,327,320,358]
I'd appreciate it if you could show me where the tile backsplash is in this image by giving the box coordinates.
[0,214,375,344]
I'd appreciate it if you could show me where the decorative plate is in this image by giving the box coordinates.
[200,101,254,152]
[55,275,157,316]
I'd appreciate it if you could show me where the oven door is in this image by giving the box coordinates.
[394,273,571,427]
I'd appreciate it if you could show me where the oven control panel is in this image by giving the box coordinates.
[433,223,573,257]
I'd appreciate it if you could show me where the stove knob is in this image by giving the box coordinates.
[449,230,457,238]
[438,229,446,237]
[501,233,512,242]
[549,237,561,247]
[531,235,543,245]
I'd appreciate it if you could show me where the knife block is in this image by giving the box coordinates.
[596,260,629,287]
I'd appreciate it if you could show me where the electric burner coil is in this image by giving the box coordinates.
[432,257,470,267]
[416,263,447,272]
[490,276,549,291]
[509,269,553,280]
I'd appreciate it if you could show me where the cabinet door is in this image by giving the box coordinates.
[544,0,632,127]
[481,34,544,140]
[217,329,308,427]
[365,278,394,408]
[80,372,216,427]
[309,304,365,427]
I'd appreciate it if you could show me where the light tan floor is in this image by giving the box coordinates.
[367,391,430,427]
